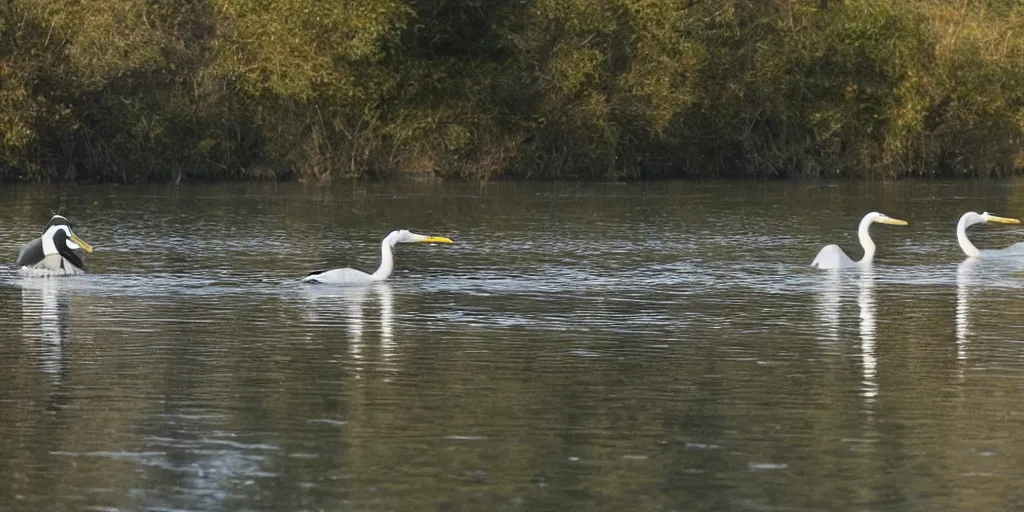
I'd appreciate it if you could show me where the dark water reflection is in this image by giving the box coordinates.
[3,181,1024,510]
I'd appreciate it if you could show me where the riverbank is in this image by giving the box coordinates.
[1,0,1021,184]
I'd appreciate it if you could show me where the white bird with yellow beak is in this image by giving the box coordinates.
[302,230,453,285]
[811,212,909,269]
[956,211,1021,257]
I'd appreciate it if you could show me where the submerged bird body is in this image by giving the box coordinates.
[304,267,379,285]
[957,211,1021,257]
[811,212,908,269]
[811,244,858,269]
[16,215,94,277]
[302,230,453,285]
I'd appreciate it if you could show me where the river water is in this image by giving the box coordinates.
[2,180,1024,511]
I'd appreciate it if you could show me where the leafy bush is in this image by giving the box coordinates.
[0,0,1021,182]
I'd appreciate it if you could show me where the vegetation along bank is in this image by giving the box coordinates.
[1,0,1022,183]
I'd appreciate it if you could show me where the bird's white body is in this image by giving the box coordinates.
[811,212,908,269]
[18,254,87,277]
[302,230,453,285]
[956,211,1021,258]
[811,244,859,269]
[303,267,381,285]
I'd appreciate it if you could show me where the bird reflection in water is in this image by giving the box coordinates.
[816,269,842,351]
[955,258,980,371]
[302,283,396,377]
[857,267,877,405]
[19,278,75,393]
[814,266,878,412]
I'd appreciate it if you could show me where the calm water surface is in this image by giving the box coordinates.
[3,181,1024,511]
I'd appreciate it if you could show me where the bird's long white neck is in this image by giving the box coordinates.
[371,240,395,281]
[857,215,876,264]
[957,215,980,257]
[41,226,61,255]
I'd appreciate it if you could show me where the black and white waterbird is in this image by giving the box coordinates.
[15,215,94,277]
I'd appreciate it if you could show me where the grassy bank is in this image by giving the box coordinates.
[1,0,1022,183]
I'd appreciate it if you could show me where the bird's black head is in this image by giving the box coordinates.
[43,215,72,233]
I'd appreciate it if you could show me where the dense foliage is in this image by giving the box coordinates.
[0,0,1022,182]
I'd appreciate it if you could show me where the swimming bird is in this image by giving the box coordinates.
[16,215,95,277]
[302,230,454,285]
[956,211,1021,257]
[811,212,908,269]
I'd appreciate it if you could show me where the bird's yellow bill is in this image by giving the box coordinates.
[70,233,94,253]
[988,215,1020,224]
[418,236,454,244]
[878,218,909,226]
